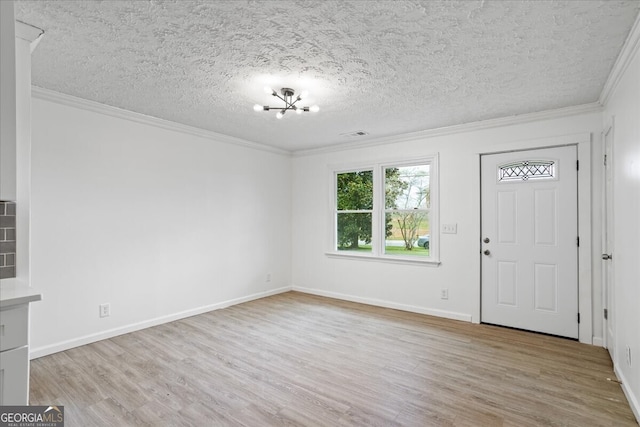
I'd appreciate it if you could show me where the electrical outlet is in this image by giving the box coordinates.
[266,273,272,283]
[99,303,110,318]
[626,346,632,367]
[442,224,457,234]
[440,289,449,300]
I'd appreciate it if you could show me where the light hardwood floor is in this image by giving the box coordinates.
[30,292,637,426]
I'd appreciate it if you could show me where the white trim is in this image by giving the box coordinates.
[29,286,292,359]
[616,365,640,424]
[293,286,472,322]
[294,103,602,157]
[576,136,592,345]
[31,86,605,158]
[599,13,640,106]
[601,124,610,351]
[325,251,441,266]
[14,21,44,48]
[592,336,604,347]
[31,86,290,156]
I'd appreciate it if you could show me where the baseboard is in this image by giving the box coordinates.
[293,286,473,322]
[29,286,292,359]
[592,336,603,347]
[616,365,640,424]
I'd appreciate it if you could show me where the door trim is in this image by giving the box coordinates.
[602,119,615,356]
[475,133,592,344]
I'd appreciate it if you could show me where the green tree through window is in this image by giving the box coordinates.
[336,169,407,250]
[385,165,430,252]
[336,170,373,249]
[333,157,437,261]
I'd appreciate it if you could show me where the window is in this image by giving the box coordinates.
[385,165,431,257]
[498,160,555,182]
[336,170,373,254]
[332,156,438,264]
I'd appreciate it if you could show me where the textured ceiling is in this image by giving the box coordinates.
[14,0,640,152]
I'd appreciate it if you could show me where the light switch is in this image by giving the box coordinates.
[442,223,457,234]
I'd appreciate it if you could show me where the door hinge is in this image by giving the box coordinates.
[576,236,580,247]
[576,160,579,171]
[604,308,608,320]
[604,154,607,166]
[577,313,581,324]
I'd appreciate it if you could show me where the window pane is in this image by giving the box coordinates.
[384,212,430,256]
[385,165,430,210]
[337,170,373,211]
[337,212,372,252]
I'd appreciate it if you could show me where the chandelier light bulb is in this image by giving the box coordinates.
[309,105,320,113]
[264,86,275,95]
[300,90,309,99]
[253,104,263,112]
[295,107,303,115]
[276,110,285,119]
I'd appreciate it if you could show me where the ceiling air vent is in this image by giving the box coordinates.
[340,130,369,138]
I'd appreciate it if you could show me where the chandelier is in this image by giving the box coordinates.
[253,87,319,119]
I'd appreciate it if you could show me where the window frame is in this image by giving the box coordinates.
[328,155,440,266]
[334,168,375,254]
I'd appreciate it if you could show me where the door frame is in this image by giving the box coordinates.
[474,133,593,344]
[602,119,615,355]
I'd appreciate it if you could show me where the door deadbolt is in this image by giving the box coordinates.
[483,237,490,243]
[602,253,612,260]
[483,250,491,256]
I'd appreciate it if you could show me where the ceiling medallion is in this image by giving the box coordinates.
[253,87,319,119]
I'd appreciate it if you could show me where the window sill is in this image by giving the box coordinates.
[325,251,441,267]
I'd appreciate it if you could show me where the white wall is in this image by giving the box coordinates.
[603,34,640,418]
[291,111,604,341]
[0,1,17,201]
[29,95,292,357]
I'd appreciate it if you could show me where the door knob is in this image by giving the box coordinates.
[602,253,612,260]
[483,250,491,256]
[483,237,490,243]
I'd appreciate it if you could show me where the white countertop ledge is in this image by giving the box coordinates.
[0,279,42,308]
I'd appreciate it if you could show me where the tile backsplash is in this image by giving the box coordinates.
[0,201,16,279]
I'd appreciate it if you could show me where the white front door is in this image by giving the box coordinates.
[481,146,579,338]
[603,123,615,358]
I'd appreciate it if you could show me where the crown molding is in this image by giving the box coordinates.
[293,102,603,157]
[15,21,44,51]
[31,86,290,156]
[599,12,640,106]
[31,86,604,159]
